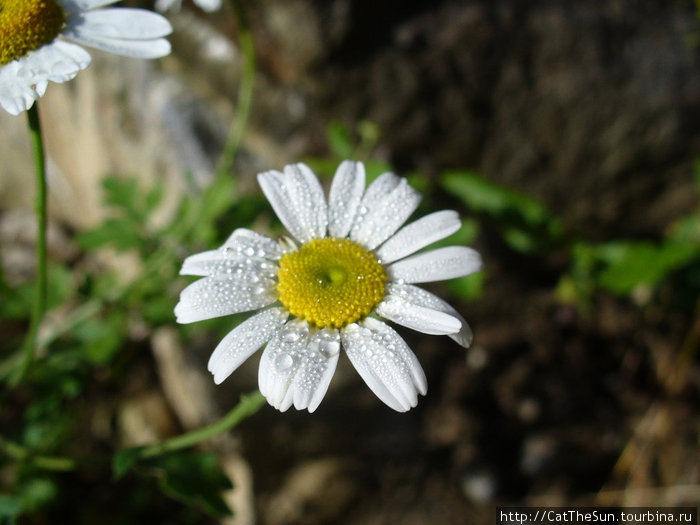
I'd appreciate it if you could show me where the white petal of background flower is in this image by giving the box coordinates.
[60,0,119,10]
[375,210,462,264]
[388,246,482,283]
[342,318,427,412]
[384,282,473,347]
[0,42,91,115]
[350,173,421,250]
[175,274,277,323]
[376,296,462,336]
[207,307,288,385]
[61,26,171,59]
[155,0,221,12]
[282,163,328,240]
[32,41,92,82]
[70,9,173,39]
[328,160,366,238]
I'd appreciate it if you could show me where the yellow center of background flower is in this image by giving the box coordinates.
[0,0,65,66]
[277,238,386,329]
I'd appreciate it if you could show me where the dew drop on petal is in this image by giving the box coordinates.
[275,353,294,371]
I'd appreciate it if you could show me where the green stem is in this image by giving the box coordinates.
[0,436,77,472]
[216,0,256,178]
[10,104,48,387]
[137,390,266,459]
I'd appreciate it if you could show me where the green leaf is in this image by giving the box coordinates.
[326,121,354,159]
[446,271,485,301]
[77,218,142,251]
[146,452,233,517]
[112,446,146,480]
[441,170,564,253]
[594,240,700,295]
[102,177,139,212]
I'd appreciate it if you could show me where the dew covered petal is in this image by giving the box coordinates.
[341,318,427,412]
[208,307,288,384]
[258,322,340,412]
[376,296,462,336]
[376,210,462,264]
[388,246,482,284]
[328,160,366,238]
[174,275,277,323]
[383,282,473,347]
[282,163,328,240]
[350,172,421,250]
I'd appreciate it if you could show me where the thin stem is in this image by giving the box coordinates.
[216,0,256,178]
[0,436,77,472]
[137,390,266,459]
[10,104,48,387]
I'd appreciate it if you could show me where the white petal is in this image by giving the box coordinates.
[257,170,303,241]
[194,0,222,12]
[222,228,282,260]
[154,0,179,12]
[258,166,328,243]
[62,28,172,58]
[341,318,427,412]
[180,230,280,277]
[58,0,119,11]
[350,173,421,250]
[258,323,340,412]
[0,62,41,115]
[68,9,173,39]
[328,161,366,238]
[208,307,288,384]
[29,41,92,82]
[383,283,473,347]
[376,297,462,336]
[388,246,482,284]
[174,275,277,323]
[376,210,462,264]
[0,42,90,115]
[284,163,328,240]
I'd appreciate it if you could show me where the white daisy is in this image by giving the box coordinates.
[175,161,482,413]
[0,0,172,115]
[155,0,221,13]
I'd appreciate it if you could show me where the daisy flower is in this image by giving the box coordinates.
[0,0,172,115]
[175,161,482,413]
[155,0,221,13]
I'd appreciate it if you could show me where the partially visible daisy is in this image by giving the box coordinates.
[0,0,172,115]
[155,0,221,13]
[175,161,482,413]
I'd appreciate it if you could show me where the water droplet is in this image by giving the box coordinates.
[275,353,294,371]
[244,247,255,256]
[283,331,300,342]
[319,341,340,358]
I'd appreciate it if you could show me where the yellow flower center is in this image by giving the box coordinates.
[277,238,387,329]
[0,0,65,66]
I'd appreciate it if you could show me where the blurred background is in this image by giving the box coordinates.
[1,0,699,524]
